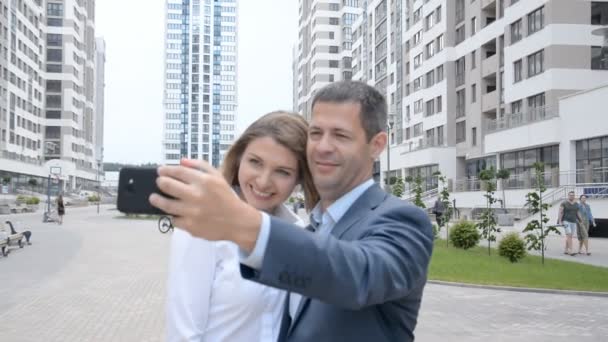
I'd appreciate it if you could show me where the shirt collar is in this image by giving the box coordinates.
[311,178,375,227]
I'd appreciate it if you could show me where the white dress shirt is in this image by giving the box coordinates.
[166,204,304,342]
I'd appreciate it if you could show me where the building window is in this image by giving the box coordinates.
[527,50,544,77]
[426,41,435,58]
[511,100,523,114]
[426,13,435,30]
[592,2,608,25]
[426,70,435,88]
[528,6,545,35]
[471,84,477,103]
[437,125,444,146]
[576,136,608,183]
[514,59,523,82]
[436,65,444,81]
[437,34,444,52]
[591,46,608,70]
[413,123,423,137]
[471,50,476,69]
[47,3,63,17]
[436,96,442,113]
[511,19,522,44]
[528,92,545,110]
[456,121,466,143]
[425,100,435,116]
[455,57,465,86]
[47,49,62,62]
[414,53,423,69]
[455,25,465,45]
[472,127,477,146]
[456,89,466,118]
[471,17,477,35]
[455,0,465,24]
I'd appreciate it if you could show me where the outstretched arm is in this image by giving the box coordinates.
[241,206,433,310]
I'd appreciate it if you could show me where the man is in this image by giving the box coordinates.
[433,198,446,227]
[150,81,434,341]
[558,191,584,256]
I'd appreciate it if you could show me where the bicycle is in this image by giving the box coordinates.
[158,215,174,234]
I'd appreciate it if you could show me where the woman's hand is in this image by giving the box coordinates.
[149,159,262,252]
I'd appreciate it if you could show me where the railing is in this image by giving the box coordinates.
[400,137,447,154]
[453,167,608,193]
[1,150,43,166]
[486,106,557,133]
[404,188,439,207]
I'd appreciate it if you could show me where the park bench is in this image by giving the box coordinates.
[5,221,31,245]
[0,221,24,254]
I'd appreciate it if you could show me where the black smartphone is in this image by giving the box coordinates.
[116,167,172,215]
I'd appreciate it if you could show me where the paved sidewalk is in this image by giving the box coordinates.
[1,206,607,341]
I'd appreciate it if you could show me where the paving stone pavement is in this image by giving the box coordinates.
[1,206,607,341]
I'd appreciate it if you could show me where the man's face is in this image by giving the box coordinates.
[568,193,575,201]
[307,101,386,207]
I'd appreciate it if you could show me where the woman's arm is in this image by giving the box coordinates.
[166,229,217,342]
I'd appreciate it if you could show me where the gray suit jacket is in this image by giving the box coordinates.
[241,184,433,342]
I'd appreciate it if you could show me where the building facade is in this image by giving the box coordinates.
[0,0,104,193]
[162,0,238,167]
[293,0,362,119]
[350,0,608,198]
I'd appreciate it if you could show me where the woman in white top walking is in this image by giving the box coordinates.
[165,111,318,342]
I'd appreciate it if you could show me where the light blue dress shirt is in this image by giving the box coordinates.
[240,178,376,321]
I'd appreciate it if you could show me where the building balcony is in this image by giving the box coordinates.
[486,106,557,133]
[482,90,498,113]
[481,0,496,11]
[484,107,560,154]
[481,54,498,79]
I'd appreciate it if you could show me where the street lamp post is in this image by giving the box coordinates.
[96,161,101,214]
[386,114,395,192]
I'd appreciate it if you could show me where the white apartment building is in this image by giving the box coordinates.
[369,0,608,204]
[0,0,104,193]
[162,0,238,167]
[294,0,362,119]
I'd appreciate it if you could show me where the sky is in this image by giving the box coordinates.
[96,0,298,164]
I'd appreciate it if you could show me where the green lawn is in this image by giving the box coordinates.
[429,240,608,292]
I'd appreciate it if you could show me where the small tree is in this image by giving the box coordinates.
[477,168,501,255]
[28,178,38,192]
[433,171,453,246]
[522,162,561,265]
[2,176,10,185]
[496,169,510,208]
[391,177,405,198]
[405,175,425,208]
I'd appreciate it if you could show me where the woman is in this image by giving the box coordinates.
[165,111,318,341]
[56,194,65,225]
[577,194,595,255]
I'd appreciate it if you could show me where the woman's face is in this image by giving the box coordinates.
[238,136,300,213]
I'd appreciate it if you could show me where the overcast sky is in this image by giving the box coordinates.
[96,0,298,164]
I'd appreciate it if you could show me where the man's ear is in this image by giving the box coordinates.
[369,131,388,161]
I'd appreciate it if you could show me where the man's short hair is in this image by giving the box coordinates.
[568,191,575,195]
[311,81,387,141]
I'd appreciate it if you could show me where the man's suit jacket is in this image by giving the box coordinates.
[241,184,434,342]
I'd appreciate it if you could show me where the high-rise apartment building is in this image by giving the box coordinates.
[162,0,238,167]
[293,0,362,119]
[0,0,104,192]
[350,0,608,195]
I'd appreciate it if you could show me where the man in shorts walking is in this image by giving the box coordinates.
[557,191,584,256]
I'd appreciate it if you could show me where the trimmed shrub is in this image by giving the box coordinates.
[26,196,40,205]
[449,220,480,250]
[88,195,100,202]
[499,232,527,263]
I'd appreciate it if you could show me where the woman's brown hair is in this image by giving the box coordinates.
[221,111,319,211]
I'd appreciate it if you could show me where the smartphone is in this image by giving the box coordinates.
[116,167,172,215]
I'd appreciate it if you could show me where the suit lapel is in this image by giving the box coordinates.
[331,184,386,238]
[287,184,388,336]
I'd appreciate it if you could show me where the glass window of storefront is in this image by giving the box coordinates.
[500,145,559,188]
[406,164,439,192]
[576,136,608,183]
